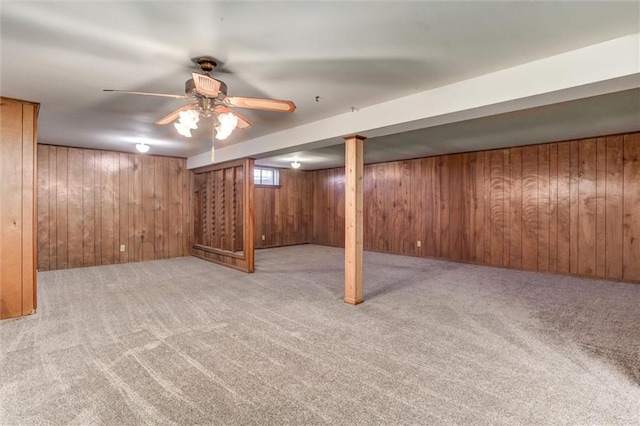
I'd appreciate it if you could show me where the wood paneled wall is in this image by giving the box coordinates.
[311,168,345,248]
[310,132,640,283]
[255,168,312,248]
[37,145,191,271]
[1,97,38,319]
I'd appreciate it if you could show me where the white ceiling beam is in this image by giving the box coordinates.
[188,33,640,169]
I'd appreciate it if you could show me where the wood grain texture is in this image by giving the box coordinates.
[623,133,640,281]
[578,139,597,275]
[254,169,312,248]
[521,145,538,271]
[438,156,450,259]
[1,101,24,318]
[605,136,624,280]
[68,148,84,268]
[449,154,463,260]
[344,135,365,304]
[595,138,606,276]
[548,144,559,273]
[489,150,505,266]
[1,97,39,319]
[37,145,50,271]
[56,147,69,269]
[191,158,254,273]
[424,158,438,257]
[569,141,580,275]
[37,145,191,271]
[537,145,550,272]
[21,103,37,315]
[472,153,485,263]
[509,147,522,268]
[309,132,640,283]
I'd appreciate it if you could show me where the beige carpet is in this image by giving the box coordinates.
[1,244,638,425]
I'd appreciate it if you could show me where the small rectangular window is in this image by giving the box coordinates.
[254,167,280,186]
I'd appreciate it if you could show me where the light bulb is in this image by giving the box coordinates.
[174,122,192,137]
[215,112,238,140]
[291,161,301,169]
[215,125,231,140]
[135,143,150,153]
[178,110,199,129]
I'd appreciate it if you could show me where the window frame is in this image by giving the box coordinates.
[253,166,281,187]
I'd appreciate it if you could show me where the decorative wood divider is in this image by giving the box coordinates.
[191,158,255,272]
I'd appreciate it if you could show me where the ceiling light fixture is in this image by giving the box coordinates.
[174,109,199,138]
[291,161,301,169]
[135,142,150,153]
[215,112,238,140]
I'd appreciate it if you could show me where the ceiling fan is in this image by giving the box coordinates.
[104,57,296,160]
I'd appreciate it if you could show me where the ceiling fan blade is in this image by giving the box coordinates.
[155,105,197,125]
[103,89,189,99]
[192,73,221,98]
[225,96,296,113]
[215,106,253,129]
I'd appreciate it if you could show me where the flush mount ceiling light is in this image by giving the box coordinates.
[291,161,301,169]
[135,142,150,153]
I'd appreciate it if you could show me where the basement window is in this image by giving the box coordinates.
[254,167,280,186]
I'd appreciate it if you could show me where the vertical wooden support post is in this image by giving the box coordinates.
[244,158,255,273]
[344,135,366,305]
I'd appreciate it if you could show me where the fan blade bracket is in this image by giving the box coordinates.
[215,106,253,129]
[155,105,197,126]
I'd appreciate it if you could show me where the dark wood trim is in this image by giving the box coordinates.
[192,158,248,174]
[255,184,282,189]
[191,253,249,273]
[193,244,244,259]
[37,143,187,160]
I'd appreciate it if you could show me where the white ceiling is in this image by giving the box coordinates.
[258,88,640,170]
[1,2,639,165]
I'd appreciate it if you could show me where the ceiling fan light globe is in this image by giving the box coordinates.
[214,112,238,140]
[174,122,192,138]
[215,125,232,140]
[178,110,199,129]
[291,161,301,169]
[218,112,238,129]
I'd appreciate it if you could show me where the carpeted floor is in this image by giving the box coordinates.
[1,244,639,425]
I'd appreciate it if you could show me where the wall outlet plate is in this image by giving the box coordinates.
[120,244,126,252]
[416,240,422,248]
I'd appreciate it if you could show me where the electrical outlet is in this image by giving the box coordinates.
[261,235,266,241]
[416,240,422,248]
[120,244,126,252]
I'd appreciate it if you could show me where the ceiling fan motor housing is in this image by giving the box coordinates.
[196,57,217,73]
[185,78,227,98]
